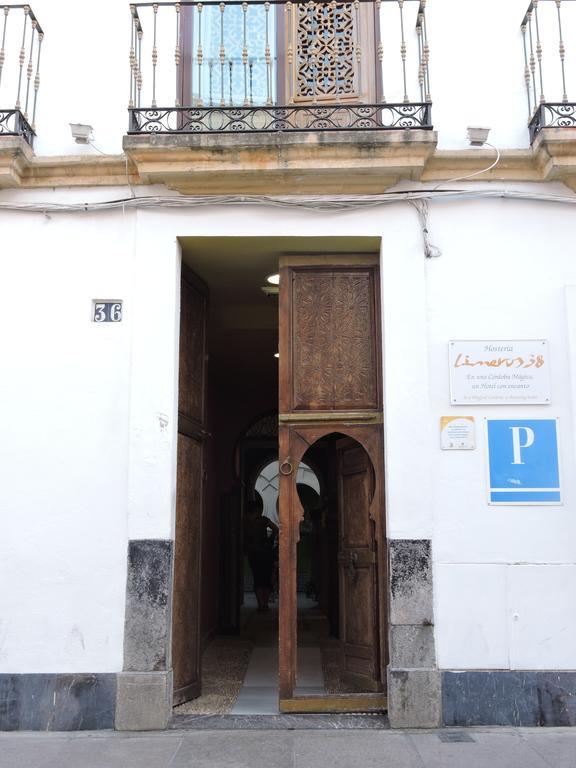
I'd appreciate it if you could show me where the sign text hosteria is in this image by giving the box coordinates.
[449,340,551,405]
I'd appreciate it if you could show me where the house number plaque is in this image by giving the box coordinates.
[92,300,123,323]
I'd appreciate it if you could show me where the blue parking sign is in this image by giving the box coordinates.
[486,419,561,504]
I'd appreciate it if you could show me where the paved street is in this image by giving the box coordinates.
[1,727,576,768]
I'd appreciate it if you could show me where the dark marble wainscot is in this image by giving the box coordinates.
[0,673,116,730]
[443,671,576,727]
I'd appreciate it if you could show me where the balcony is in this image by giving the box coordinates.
[0,5,43,146]
[521,0,576,142]
[127,0,432,135]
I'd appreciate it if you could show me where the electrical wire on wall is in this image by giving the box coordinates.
[408,198,442,258]
[0,188,575,215]
[432,143,502,191]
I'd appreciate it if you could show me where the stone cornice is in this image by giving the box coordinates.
[0,137,137,189]
[1,127,576,193]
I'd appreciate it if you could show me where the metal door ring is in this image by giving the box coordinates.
[280,459,293,475]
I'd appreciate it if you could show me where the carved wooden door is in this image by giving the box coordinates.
[172,268,208,705]
[278,255,386,711]
[336,437,382,692]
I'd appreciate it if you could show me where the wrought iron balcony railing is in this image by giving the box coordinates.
[521,0,576,142]
[128,0,432,134]
[0,5,43,146]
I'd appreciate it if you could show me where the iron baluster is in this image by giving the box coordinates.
[421,0,430,102]
[219,2,225,106]
[527,9,538,112]
[15,3,28,110]
[175,2,181,106]
[197,3,204,105]
[533,0,545,103]
[265,1,272,104]
[397,0,408,103]
[31,25,42,129]
[23,15,35,118]
[242,2,248,104]
[152,2,158,107]
[0,7,8,91]
[375,0,384,103]
[522,21,532,117]
[555,0,567,103]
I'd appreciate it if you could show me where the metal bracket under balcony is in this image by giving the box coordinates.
[128,102,432,134]
[529,103,576,143]
[0,109,35,146]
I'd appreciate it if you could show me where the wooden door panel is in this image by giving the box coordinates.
[337,438,381,693]
[178,277,207,425]
[284,265,380,414]
[173,432,203,704]
[173,268,208,707]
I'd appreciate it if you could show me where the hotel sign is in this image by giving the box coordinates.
[449,340,550,405]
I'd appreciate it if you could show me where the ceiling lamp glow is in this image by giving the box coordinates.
[274,352,279,358]
[266,273,280,285]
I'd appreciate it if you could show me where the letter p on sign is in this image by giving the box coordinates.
[487,419,561,504]
[510,426,535,465]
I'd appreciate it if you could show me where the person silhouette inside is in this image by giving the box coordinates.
[245,493,278,612]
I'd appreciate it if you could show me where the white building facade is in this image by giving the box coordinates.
[1,0,576,730]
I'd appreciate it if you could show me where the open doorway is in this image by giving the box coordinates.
[172,237,385,717]
[295,434,383,698]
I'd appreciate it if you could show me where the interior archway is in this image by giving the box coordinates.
[292,432,382,697]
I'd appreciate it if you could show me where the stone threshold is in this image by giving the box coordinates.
[169,713,390,730]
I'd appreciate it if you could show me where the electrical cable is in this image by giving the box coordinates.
[0,187,575,215]
[433,142,501,191]
[409,198,442,258]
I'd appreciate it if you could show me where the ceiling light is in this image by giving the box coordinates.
[266,273,280,285]
[274,352,279,358]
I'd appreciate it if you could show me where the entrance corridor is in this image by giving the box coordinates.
[174,595,347,716]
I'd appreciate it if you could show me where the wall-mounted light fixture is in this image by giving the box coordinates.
[467,126,491,147]
[69,123,94,144]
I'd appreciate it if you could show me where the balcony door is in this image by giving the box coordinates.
[182,1,377,108]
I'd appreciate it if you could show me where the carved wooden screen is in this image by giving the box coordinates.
[284,2,377,104]
[279,259,381,416]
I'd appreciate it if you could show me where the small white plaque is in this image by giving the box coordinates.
[441,416,475,450]
[449,340,551,405]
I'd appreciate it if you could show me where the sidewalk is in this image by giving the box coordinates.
[1,726,576,768]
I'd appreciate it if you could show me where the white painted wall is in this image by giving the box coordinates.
[0,201,135,672]
[2,184,576,671]
[2,0,574,153]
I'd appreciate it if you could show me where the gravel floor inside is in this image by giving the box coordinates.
[173,636,253,715]
[174,599,366,714]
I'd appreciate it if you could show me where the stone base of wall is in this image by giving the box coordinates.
[0,673,116,731]
[2,669,576,730]
[443,671,576,727]
[116,671,172,731]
